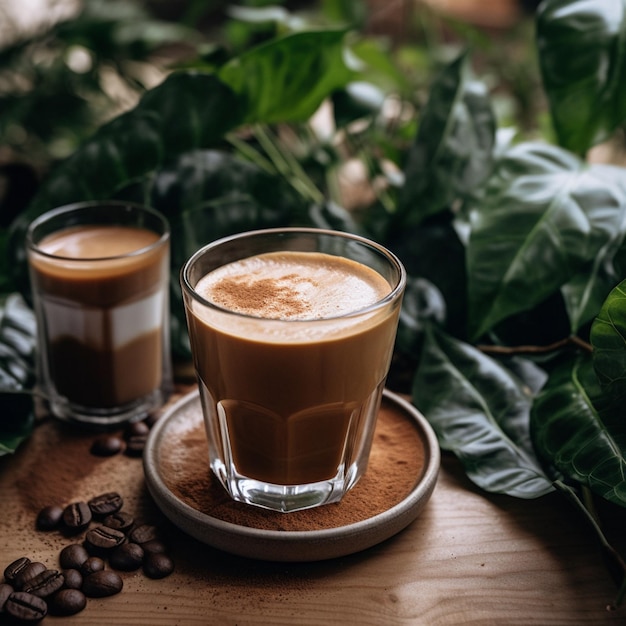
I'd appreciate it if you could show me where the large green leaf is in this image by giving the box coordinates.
[387,214,468,340]
[395,53,496,228]
[531,355,626,507]
[537,0,626,155]
[412,324,554,498]
[591,278,626,407]
[560,163,626,331]
[0,293,37,455]
[395,277,446,356]
[0,293,36,391]
[150,149,304,255]
[218,29,354,124]
[467,142,626,340]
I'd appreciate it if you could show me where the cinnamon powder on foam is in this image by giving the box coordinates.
[161,400,426,531]
[210,275,310,319]
[197,251,391,321]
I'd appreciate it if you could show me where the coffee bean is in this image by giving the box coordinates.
[124,434,148,457]
[143,553,174,579]
[21,569,64,598]
[80,556,105,577]
[82,570,123,598]
[103,511,134,533]
[13,562,46,590]
[59,544,89,570]
[128,523,159,545]
[48,588,87,616]
[141,539,166,555]
[10,488,173,622]
[5,591,47,621]
[125,421,149,438]
[35,505,64,531]
[4,557,31,583]
[62,501,92,531]
[109,543,144,571]
[144,412,160,428]
[62,568,83,590]
[90,434,124,457]
[0,583,13,610]
[88,492,123,517]
[85,525,126,552]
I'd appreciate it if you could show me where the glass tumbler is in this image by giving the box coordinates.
[27,200,173,427]
[181,227,405,512]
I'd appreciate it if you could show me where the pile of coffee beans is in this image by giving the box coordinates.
[0,491,174,622]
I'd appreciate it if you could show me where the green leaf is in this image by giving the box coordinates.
[349,37,412,95]
[560,164,626,331]
[412,324,554,499]
[387,214,468,339]
[537,0,626,155]
[151,149,304,249]
[467,142,626,340]
[218,29,355,124]
[531,356,626,507]
[0,293,36,390]
[396,52,496,227]
[591,278,626,405]
[0,293,37,455]
[396,278,446,355]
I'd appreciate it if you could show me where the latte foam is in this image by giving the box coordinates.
[196,251,391,321]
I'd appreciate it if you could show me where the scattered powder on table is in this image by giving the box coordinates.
[15,421,107,513]
[14,384,193,515]
[162,399,426,531]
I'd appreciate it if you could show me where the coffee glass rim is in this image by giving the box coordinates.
[26,200,170,263]
[180,226,406,323]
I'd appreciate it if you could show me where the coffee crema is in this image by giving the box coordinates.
[36,225,159,260]
[29,224,168,408]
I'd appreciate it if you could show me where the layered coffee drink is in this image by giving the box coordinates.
[27,202,171,426]
[182,229,405,512]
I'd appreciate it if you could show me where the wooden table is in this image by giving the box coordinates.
[1,385,625,625]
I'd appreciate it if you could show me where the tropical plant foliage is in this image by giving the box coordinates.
[2,0,626,597]
[0,294,36,454]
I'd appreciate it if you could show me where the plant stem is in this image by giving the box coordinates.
[476,335,592,356]
[226,134,276,175]
[253,124,325,205]
[553,480,626,609]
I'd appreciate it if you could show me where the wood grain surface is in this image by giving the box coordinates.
[1,385,625,625]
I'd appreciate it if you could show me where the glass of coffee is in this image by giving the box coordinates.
[181,228,406,512]
[26,201,173,427]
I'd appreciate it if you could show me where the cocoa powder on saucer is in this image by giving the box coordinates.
[161,398,427,531]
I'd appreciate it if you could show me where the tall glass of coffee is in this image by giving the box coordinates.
[181,228,406,512]
[27,201,172,427]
